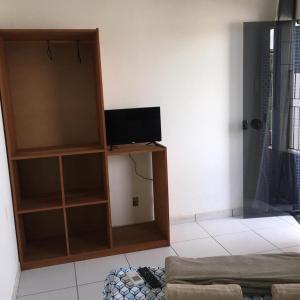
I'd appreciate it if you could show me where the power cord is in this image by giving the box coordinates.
[128,154,153,181]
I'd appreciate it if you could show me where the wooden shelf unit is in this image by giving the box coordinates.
[0,29,169,270]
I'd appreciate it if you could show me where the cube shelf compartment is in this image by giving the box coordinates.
[62,153,107,206]
[14,157,62,212]
[112,222,166,248]
[66,204,109,254]
[109,147,170,250]
[20,209,67,262]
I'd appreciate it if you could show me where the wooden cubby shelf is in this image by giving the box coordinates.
[66,204,109,254]
[108,143,165,156]
[65,196,108,208]
[11,144,105,160]
[109,145,170,251]
[17,196,63,214]
[14,157,62,213]
[0,29,169,270]
[112,221,168,249]
[62,153,107,206]
[20,209,68,262]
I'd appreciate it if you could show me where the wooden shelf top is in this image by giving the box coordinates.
[69,230,109,255]
[65,189,108,208]
[11,144,105,160]
[108,143,166,156]
[23,237,67,263]
[17,194,62,214]
[0,29,97,41]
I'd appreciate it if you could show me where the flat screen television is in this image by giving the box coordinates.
[105,107,162,146]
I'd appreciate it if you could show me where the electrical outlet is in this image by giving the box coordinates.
[132,196,139,207]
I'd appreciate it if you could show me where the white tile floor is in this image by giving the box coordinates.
[17,216,300,300]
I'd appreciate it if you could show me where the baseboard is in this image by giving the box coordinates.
[196,209,233,222]
[170,214,195,225]
[171,208,244,225]
[11,263,20,300]
[232,207,243,217]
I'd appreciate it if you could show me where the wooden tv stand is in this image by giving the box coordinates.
[0,29,170,269]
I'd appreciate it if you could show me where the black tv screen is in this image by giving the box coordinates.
[105,107,161,146]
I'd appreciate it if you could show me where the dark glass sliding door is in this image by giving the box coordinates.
[243,21,299,217]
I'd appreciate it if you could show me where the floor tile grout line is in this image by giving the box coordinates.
[239,216,300,230]
[124,254,132,268]
[246,226,282,251]
[196,221,280,255]
[170,244,179,256]
[240,220,294,232]
[171,235,211,244]
[172,220,254,244]
[195,222,233,256]
[196,219,253,237]
[196,219,300,254]
[224,216,297,228]
[176,228,254,241]
[280,245,300,251]
[278,216,300,228]
[73,263,80,300]
[234,218,283,250]
[17,285,77,298]
[77,280,105,287]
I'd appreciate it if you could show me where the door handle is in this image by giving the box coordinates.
[250,118,263,130]
[242,120,248,130]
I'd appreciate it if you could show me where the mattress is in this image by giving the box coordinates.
[103,267,272,300]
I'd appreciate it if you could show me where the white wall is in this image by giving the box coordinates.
[109,153,154,226]
[0,106,19,300]
[0,1,277,223]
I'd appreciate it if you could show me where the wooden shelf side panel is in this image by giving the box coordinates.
[94,29,107,152]
[0,38,18,155]
[94,31,113,248]
[152,149,170,241]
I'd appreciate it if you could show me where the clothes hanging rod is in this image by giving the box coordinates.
[6,40,93,44]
